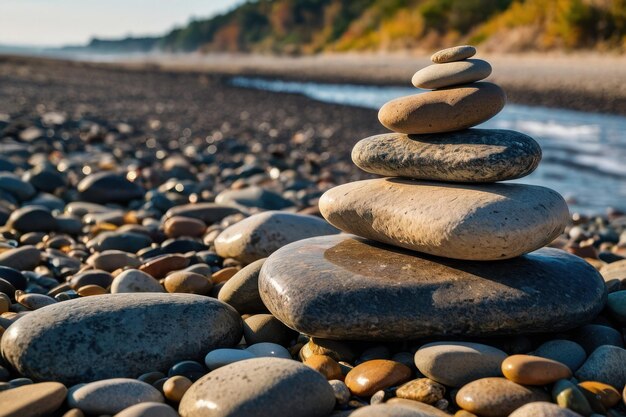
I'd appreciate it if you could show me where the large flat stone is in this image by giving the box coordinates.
[1,293,242,385]
[352,130,541,182]
[412,59,492,89]
[259,235,606,340]
[319,178,569,260]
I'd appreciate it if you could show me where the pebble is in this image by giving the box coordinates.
[16,291,57,310]
[211,266,239,283]
[578,381,621,408]
[351,130,541,183]
[350,404,437,417]
[345,359,412,397]
[501,354,572,385]
[509,402,586,417]
[0,381,67,417]
[163,203,241,225]
[575,345,626,389]
[139,254,189,279]
[67,378,164,415]
[0,246,40,270]
[243,313,296,345]
[215,186,294,210]
[87,231,152,253]
[303,354,343,380]
[111,269,164,293]
[378,82,506,134]
[299,338,356,363]
[114,402,179,417]
[163,216,206,238]
[0,266,27,290]
[573,324,624,354]
[396,378,445,405]
[386,398,451,416]
[330,379,351,405]
[77,284,107,296]
[77,172,144,204]
[178,357,336,417]
[415,342,507,387]
[532,340,587,372]
[1,293,242,384]
[163,271,212,295]
[552,379,593,416]
[456,377,550,417]
[86,250,141,272]
[412,59,492,89]
[320,178,569,260]
[246,342,292,359]
[431,45,476,63]
[167,360,206,381]
[7,206,57,233]
[218,258,267,314]
[259,235,605,339]
[606,290,626,323]
[163,375,192,402]
[70,269,113,289]
[214,211,339,263]
[204,348,256,370]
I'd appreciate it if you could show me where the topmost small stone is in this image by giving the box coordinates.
[431,45,476,63]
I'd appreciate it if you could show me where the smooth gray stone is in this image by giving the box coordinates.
[0,246,41,270]
[351,130,541,182]
[114,402,179,417]
[575,345,626,388]
[412,59,492,89]
[532,340,586,372]
[218,258,268,314]
[163,202,242,224]
[572,324,624,354]
[1,293,242,384]
[259,235,606,340]
[68,378,164,414]
[78,172,145,204]
[0,173,36,201]
[431,45,476,63]
[178,357,335,417]
[87,231,153,253]
[216,186,294,210]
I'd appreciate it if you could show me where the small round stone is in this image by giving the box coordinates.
[168,361,206,382]
[431,45,476,63]
[243,314,296,346]
[329,379,351,405]
[111,269,164,293]
[304,354,343,380]
[163,375,192,402]
[218,258,267,314]
[114,402,179,417]
[578,381,621,408]
[77,284,108,296]
[246,342,292,359]
[164,271,212,295]
[163,216,206,238]
[532,340,587,372]
[211,267,239,283]
[552,379,593,416]
[509,402,586,417]
[501,354,572,385]
[345,360,412,397]
[396,378,445,405]
[87,250,141,272]
[204,348,256,370]
[67,378,164,415]
[139,254,189,279]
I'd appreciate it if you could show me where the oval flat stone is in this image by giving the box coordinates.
[345,359,412,397]
[431,45,476,63]
[531,340,586,372]
[456,377,550,417]
[218,258,267,314]
[163,203,241,225]
[412,59,492,89]
[114,402,179,417]
[509,402,584,417]
[0,381,67,417]
[215,211,339,264]
[259,235,606,340]
[502,354,572,385]
[1,293,242,384]
[414,342,507,387]
[578,381,621,407]
[378,83,506,134]
[319,178,569,260]
[351,130,541,182]
[68,378,163,415]
[178,357,336,417]
[78,172,144,204]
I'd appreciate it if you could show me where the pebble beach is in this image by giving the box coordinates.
[0,48,625,417]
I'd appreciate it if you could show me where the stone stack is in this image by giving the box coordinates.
[259,45,607,341]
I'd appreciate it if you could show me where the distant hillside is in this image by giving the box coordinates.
[91,0,626,54]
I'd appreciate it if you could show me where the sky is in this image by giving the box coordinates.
[0,0,244,47]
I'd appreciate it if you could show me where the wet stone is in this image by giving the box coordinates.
[67,378,164,415]
[77,172,144,204]
[345,359,412,397]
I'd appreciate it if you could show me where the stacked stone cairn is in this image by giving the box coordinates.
[260,45,606,346]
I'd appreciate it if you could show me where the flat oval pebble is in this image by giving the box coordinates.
[0,381,67,417]
[77,172,144,204]
[415,342,507,387]
[218,258,267,314]
[87,250,141,272]
[378,82,506,134]
[303,354,343,380]
[386,398,451,417]
[215,211,339,263]
[163,216,206,238]
[163,203,241,224]
[502,354,572,385]
[164,271,212,295]
[204,348,256,370]
[509,402,585,417]
[551,379,592,416]
[1,293,242,384]
[532,340,587,372]
[246,342,292,359]
[345,359,412,397]
[7,206,57,233]
[68,378,163,415]
[431,45,476,63]
[111,269,164,293]
[0,246,40,270]
[320,178,569,260]
[114,402,179,417]
[260,235,606,340]
[456,377,550,417]
[350,404,437,417]
[351,130,541,182]
[243,313,296,345]
[178,357,336,417]
[412,59,492,89]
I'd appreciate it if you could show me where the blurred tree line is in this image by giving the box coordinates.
[94,0,626,53]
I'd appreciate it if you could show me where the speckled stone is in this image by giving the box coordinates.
[218,258,267,314]
[509,402,585,417]
[414,342,507,387]
[575,345,626,389]
[350,404,439,417]
[378,83,506,134]
[1,293,242,384]
[215,211,339,263]
[351,130,541,182]
[320,178,569,260]
[0,381,67,417]
[502,355,572,385]
[412,59,492,89]
[164,271,212,295]
[345,360,412,397]
[431,45,476,63]
[259,235,606,340]
[532,340,586,372]
[396,378,445,404]
[111,269,164,293]
[68,378,163,414]
[114,402,179,417]
[178,357,336,417]
[456,377,550,417]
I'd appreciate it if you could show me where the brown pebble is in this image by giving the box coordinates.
[304,354,343,380]
[578,381,621,407]
[77,284,108,296]
[345,359,412,397]
[396,378,446,405]
[62,409,85,417]
[164,271,212,295]
[163,375,192,402]
[139,254,189,279]
[211,267,239,283]
[502,354,572,385]
[0,381,67,417]
[163,216,206,238]
[299,338,356,363]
